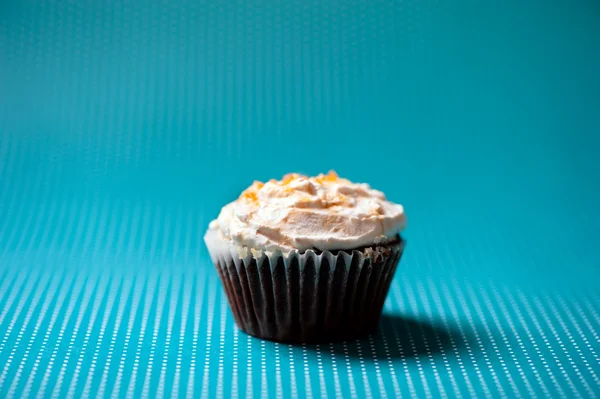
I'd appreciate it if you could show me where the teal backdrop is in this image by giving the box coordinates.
[0,0,599,398]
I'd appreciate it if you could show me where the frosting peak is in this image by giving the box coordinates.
[210,171,407,251]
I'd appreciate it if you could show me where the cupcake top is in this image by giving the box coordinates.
[208,171,407,252]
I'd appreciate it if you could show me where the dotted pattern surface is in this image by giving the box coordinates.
[0,262,599,398]
[1,1,600,398]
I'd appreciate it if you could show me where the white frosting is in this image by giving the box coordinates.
[207,171,407,252]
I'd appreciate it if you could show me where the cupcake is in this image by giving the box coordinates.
[204,171,407,343]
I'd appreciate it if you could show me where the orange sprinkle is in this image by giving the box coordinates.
[240,190,258,202]
[315,170,339,183]
[239,181,264,202]
[253,180,264,189]
[326,170,338,179]
[281,173,304,185]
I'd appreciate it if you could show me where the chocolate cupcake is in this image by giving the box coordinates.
[204,171,407,343]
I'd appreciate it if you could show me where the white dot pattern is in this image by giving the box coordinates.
[1,0,600,398]
[0,265,599,399]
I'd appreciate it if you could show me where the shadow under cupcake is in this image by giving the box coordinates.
[204,171,407,343]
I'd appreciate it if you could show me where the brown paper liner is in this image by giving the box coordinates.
[206,232,405,343]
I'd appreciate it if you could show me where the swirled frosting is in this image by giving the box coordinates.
[207,171,407,252]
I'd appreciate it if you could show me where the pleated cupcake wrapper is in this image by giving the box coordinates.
[205,231,405,343]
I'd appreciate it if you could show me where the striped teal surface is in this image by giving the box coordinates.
[1,0,600,398]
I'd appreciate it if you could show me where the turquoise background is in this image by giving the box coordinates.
[1,0,599,398]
